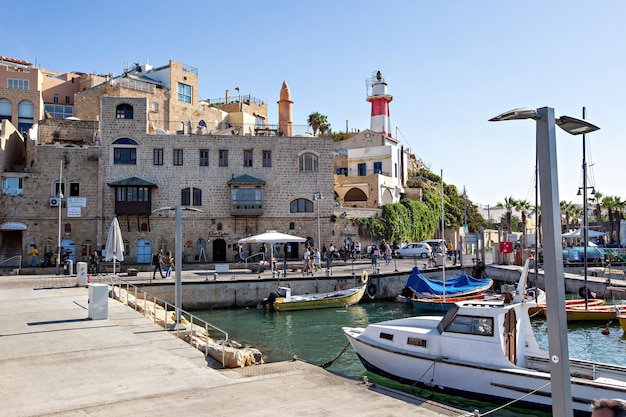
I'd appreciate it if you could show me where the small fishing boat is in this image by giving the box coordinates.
[261,285,366,312]
[397,266,493,300]
[529,293,604,316]
[544,304,618,322]
[343,262,626,415]
[411,292,500,312]
[617,307,626,332]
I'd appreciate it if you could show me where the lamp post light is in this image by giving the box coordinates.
[313,192,323,251]
[489,106,600,417]
[152,205,203,330]
[56,160,63,275]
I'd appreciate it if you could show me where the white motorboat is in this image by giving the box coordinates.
[343,262,626,415]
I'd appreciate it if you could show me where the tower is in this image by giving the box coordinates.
[366,71,393,137]
[277,80,293,137]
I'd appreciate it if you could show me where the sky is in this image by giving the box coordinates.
[2,1,625,210]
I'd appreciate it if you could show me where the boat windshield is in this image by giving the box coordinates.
[437,304,461,333]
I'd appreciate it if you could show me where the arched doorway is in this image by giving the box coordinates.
[212,238,227,262]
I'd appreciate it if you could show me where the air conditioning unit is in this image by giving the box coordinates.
[50,197,60,207]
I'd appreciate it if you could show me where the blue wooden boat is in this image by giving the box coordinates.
[400,266,493,299]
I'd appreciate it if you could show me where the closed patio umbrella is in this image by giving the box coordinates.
[104,217,124,274]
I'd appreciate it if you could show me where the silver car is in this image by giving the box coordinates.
[395,242,432,259]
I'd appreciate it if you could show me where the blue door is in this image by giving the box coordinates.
[60,239,76,263]
[137,239,152,264]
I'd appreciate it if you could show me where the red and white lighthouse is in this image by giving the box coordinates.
[366,71,393,137]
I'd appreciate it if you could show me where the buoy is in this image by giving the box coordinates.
[602,327,610,335]
[361,270,369,284]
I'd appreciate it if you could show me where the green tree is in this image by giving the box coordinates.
[497,196,517,233]
[515,199,532,248]
[307,112,330,136]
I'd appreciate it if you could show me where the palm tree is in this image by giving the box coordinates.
[592,191,604,228]
[602,196,616,243]
[498,196,516,233]
[307,112,330,136]
[612,196,625,245]
[560,200,571,233]
[515,199,532,249]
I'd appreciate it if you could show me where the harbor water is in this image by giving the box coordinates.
[195,301,626,417]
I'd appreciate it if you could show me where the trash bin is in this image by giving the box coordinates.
[88,283,108,320]
[63,259,73,275]
[76,262,87,286]
[434,253,445,266]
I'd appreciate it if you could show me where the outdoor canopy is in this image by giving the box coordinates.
[238,230,307,270]
[561,229,606,239]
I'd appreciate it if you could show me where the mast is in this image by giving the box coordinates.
[441,169,446,301]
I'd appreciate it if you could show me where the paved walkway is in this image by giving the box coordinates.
[0,274,470,417]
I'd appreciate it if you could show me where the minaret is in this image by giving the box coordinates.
[366,71,393,137]
[277,80,293,137]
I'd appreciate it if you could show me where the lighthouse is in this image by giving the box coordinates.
[366,71,393,137]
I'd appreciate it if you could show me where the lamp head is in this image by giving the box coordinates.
[555,115,600,135]
[489,107,539,122]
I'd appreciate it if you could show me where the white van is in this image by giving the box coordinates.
[422,239,447,254]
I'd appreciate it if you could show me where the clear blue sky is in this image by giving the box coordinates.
[3,1,624,210]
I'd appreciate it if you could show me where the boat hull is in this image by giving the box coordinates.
[619,314,626,332]
[271,285,366,311]
[544,304,617,322]
[529,297,604,316]
[411,293,495,312]
[344,324,626,415]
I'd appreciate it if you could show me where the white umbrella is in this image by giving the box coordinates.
[104,217,124,274]
[238,230,307,276]
[561,229,605,239]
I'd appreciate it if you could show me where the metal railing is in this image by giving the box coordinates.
[0,255,22,268]
[108,276,229,366]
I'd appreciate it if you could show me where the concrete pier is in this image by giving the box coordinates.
[0,274,468,417]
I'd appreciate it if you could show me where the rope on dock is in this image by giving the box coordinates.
[319,342,351,369]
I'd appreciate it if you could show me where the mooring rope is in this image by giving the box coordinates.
[319,342,351,369]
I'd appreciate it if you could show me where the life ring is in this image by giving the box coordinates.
[361,270,369,284]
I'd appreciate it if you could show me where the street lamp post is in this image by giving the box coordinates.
[313,192,323,251]
[489,106,599,417]
[152,205,202,330]
[56,160,63,275]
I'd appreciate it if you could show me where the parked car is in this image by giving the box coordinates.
[395,242,432,259]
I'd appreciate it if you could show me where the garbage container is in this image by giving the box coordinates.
[434,253,445,266]
[88,283,108,320]
[63,259,74,275]
[76,262,87,286]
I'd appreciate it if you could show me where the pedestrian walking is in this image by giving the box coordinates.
[164,251,174,278]
[152,248,165,280]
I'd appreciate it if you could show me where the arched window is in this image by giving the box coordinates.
[17,100,34,132]
[116,103,133,119]
[112,138,138,165]
[290,198,313,213]
[0,98,11,123]
[299,153,318,172]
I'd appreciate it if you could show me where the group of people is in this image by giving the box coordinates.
[152,248,175,280]
[301,246,322,275]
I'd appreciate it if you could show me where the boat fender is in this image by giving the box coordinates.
[361,270,369,284]
[367,283,377,297]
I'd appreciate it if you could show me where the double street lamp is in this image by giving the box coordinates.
[152,205,202,330]
[313,192,323,251]
[489,106,600,417]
